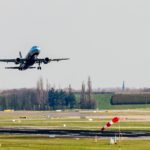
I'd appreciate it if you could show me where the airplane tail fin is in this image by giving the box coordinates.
[19,51,23,58]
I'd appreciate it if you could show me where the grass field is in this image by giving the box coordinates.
[0,111,149,131]
[0,118,150,131]
[0,110,149,149]
[0,135,149,150]
[77,93,150,110]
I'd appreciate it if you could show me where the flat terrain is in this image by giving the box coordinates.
[0,110,149,149]
[0,135,149,150]
[0,110,149,131]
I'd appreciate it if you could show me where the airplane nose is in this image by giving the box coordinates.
[37,47,41,52]
[31,46,41,54]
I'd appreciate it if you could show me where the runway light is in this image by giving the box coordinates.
[89,118,93,121]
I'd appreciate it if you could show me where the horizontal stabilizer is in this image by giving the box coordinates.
[5,67,20,69]
[5,67,36,70]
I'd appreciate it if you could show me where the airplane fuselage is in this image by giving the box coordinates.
[19,46,40,70]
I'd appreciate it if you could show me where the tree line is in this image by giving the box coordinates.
[80,77,96,109]
[0,77,96,110]
[111,94,150,105]
[48,87,76,110]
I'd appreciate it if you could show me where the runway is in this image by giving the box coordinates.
[0,128,149,138]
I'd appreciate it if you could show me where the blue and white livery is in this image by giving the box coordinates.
[0,46,69,70]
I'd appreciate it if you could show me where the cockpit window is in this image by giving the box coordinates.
[32,46,37,49]
[31,46,40,51]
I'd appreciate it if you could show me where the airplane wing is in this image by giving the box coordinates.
[0,59,17,63]
[35,58,70,64]
[51,58,70,61]
[0,59,26,63]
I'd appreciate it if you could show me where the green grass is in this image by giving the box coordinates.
[0,118,149,131]
[0,111,149,149]
[94,94,112,109]
[0,135,149,150]
[0,111,149,131]
[76,93,150,110]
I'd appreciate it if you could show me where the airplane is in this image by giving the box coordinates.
[0,46,69,70]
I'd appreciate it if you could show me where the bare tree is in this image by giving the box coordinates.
[87,76,96,109]
[45,79,51,109]
[87,76,92,104]
[36,77,45,110]
[68,84,72,93]
[80,82,86,109]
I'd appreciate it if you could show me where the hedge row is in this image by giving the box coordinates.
[111,94,150,105]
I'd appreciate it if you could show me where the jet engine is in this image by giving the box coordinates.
[44,57,50,64]
[15,58,21,64]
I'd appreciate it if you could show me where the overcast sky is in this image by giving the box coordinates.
[0,0,150,90]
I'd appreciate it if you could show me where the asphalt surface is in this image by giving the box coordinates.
[0,128,149,138]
